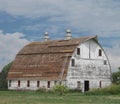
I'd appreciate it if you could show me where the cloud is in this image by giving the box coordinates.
[0,30,30,71]
[0,0,120,37]
[0,0,63,17]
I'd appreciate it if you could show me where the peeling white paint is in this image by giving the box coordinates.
[66,39,111,92]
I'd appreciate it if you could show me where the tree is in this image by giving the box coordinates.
[112,67,120,85]
[119,67,120,71]
[0,62,12,89]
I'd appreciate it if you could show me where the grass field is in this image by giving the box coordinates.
[0,90,120,104]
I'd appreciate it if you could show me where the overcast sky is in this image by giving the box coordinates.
[0,0,120,72]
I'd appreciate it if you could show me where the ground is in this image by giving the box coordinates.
[0,90,120,104]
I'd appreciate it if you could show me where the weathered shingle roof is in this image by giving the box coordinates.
[7,36,97,80]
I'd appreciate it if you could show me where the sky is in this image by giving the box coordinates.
[0,0,120,72]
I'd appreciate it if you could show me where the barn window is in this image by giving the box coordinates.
[98,49,102,56]
[104,60,107,65]
[27,80,30,87]
[71,59,75,66]
[99,81,102,88]
[9,80,11,87]
[77,48,80,55]
[47,81,50,88]
[18,80,20,87]
[59,81,62,85]
[54,81,57,85]
[37,81,40,87]
[77,81,81,89]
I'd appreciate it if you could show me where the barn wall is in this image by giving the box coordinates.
[66,39,111,92]
[8,80,66,90]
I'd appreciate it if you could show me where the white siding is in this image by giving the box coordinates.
[8,80,65,90]
[66,39,111,92]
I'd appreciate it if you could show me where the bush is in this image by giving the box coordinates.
[112,70,120,84]
[53,85,68,95]
[85,84,120,95]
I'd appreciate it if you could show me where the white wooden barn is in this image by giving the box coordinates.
[7,30,111,92]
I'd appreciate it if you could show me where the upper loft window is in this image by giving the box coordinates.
[98,49,102,56]
[104,60,107,65]
[71,59,75,66]
[77,48,80,55]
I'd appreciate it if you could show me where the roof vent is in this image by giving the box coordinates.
[44,32,50,42]
[65,29,72,40]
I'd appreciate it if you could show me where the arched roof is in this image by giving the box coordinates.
[7,36,97,80]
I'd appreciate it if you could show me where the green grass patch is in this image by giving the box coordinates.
[0,90,120,104]
[85,84,120,95]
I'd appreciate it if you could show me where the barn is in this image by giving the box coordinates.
[7,30,111,92]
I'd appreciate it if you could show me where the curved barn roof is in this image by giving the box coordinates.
[7,36,97,80]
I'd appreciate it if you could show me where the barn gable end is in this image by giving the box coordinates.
[66,38,111,92]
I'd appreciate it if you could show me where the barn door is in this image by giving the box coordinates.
[84,80,89,91]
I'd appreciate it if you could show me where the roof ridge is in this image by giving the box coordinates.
[27,35,97,46]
